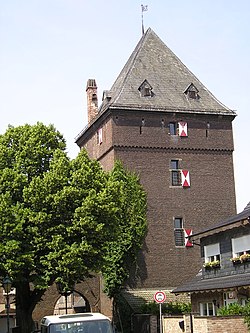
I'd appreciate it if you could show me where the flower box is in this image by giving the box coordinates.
[230,254,250,264]
[203,260,220,269]
[230,257,241,264]
[239,254,250,263]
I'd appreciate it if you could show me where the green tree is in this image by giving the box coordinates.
[0,123,147,333]
[102,161,147,297]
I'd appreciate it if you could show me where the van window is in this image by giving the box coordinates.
[48,319,112,333]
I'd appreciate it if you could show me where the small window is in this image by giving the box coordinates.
[208,254,220,262]
[188,90,196,99]
[184,83,199,100]
[200,302,215,316]
[97,128,103,145]
[143,87,151,96]
[206,122,210,137]
[170,160,178,169]
[174,217,184,246]
[169,122,177,135]
[223,292,238,307]
[138,80,154,97]
[140,118,145,134]
[170,160,181,186]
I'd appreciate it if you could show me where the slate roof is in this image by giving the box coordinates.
[100,28,236,117]
[173,270,250,294]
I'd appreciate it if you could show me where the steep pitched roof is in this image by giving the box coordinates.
[100,28,236,116]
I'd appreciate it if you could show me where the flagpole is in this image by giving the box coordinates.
[141,4,148,35]
[141,5,144,35]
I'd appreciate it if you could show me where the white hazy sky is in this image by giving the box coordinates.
[0,1,249,213]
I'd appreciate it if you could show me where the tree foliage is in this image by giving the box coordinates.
[140,301,191,315]
[217,301,250,330]
[101,161,147,297]
[0,123,147,333]
[217,302,245,316]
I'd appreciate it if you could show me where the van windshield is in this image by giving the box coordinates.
[48,319,113,333]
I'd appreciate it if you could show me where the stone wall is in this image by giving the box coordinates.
[163,315,249,333]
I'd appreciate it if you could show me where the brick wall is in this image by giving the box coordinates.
[78,109,237,289]
[205,316,248,333]
[33,275,105,324]
[163,315,249,333]
[111,112,234,152]
[115,147,235,287]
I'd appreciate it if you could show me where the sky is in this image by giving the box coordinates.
[0,0,250,213]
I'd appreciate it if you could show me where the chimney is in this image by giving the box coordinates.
[86,79,98,123]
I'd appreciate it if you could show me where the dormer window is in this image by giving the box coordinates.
[188,90,196,99]
[102,90,111,102]
[143,87,151,96]
[139,80,154,97]
[184,83,199,100]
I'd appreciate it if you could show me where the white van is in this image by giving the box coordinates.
[40,313,114,333]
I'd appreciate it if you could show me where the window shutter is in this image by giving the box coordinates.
[232,235,250,254]
[98,128,103,144]
[184,229,193,247]
[204,243,220,258]
[181,170,190,187]
[178,122,188,137]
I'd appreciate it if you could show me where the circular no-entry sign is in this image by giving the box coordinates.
[154,291,166,303]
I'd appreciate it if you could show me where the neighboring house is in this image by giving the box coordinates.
[173,202,250,316]
[74,27,237,311]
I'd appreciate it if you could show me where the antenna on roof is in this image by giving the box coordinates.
[141,4,148,35]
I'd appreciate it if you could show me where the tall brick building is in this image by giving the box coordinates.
[75,28,237,306]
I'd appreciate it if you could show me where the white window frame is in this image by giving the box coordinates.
[204,243,220,263]
[223,292,238,307]
[174,217,185,247]
[170,159,182,187]
[199,302,216,316]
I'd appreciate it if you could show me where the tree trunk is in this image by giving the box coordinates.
[15,281,44,333]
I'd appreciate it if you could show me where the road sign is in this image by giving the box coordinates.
[154,291,166,303]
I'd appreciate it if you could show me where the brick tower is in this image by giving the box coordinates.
[75,28,237,305]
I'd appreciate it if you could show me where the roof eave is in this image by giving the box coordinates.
[190,212,250,241]
[109,104,237,117]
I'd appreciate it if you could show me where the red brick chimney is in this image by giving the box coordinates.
[86,79,98,123]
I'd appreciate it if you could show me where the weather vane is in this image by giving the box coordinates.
[141,4,148,35]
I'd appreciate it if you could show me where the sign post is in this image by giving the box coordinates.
[154,291,166,333]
